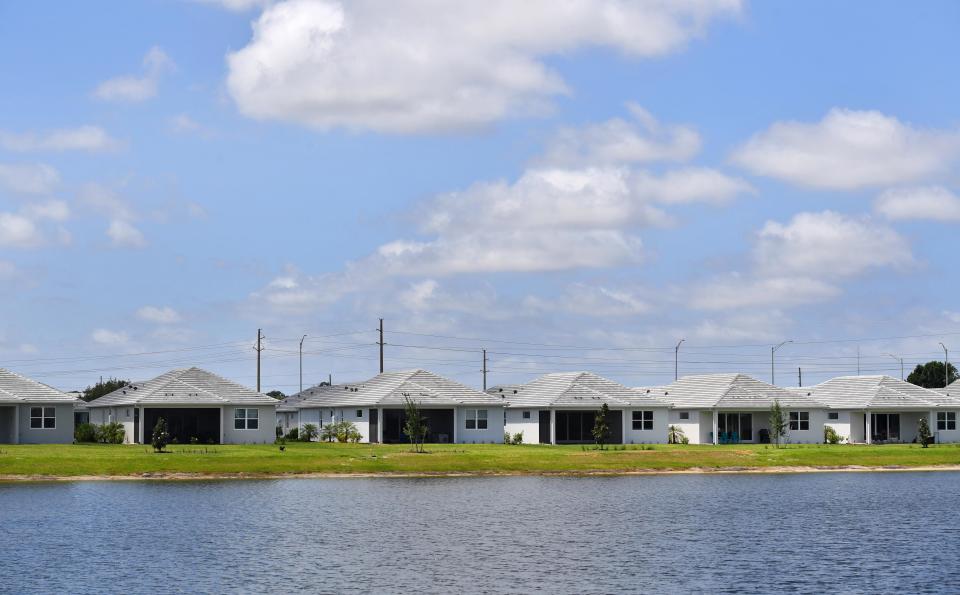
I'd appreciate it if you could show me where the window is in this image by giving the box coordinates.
[522,411,531,419]
[789,411,809,431]
[828,412,839,420]
[30,407,56,429]
[465,409,488,430]
[937,412,957,431]
[632,410,654,431]
[356,409,363,418]
[678,411,690,420]
[234,408,259,430]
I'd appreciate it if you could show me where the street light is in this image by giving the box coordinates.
[299,334,308,394]
[940,342,950,388]
[885,353,904,380]
[771,340,792,385]
[674,338,685,381]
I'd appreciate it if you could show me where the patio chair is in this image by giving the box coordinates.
[731,431,739,444]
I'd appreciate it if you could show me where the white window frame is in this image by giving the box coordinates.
[29,406,56,430]
[632,410,654,431]
[937,411,956,431]
[789,411,810,431]
[465,409,488,430]
[234,408,259,430]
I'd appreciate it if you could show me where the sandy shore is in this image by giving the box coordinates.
[3,464,960,482]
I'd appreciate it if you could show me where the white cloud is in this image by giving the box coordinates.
[731,108,960,190]
[689,274,840,310]
[91,329,129,346]
[226,0,741,133]
[194,0,271,10]
[0,213,43,248]
[80,183,137,221]
[0,163,59,195]
[875,186,960,222]
[22,200,70,222]
[168,114,214,138]
[107,220,146,248]
[136,306,182,324]
[632,167,753,205]
[0,126,120,152]
[94,46,175,102]
[693,310,791,344]
[945,311,960,324]
[529,283,652,317]
[755,211,913,278]
[541,104,701,165]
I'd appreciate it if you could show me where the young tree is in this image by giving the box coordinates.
[301,423,319,442]
[768,400,788,448]
[918,417,932,448]
[151,417,169,453]
[82,378,130,402]
[667,425,687,445]
[403,396,428,453]
[907,361,959,389]
[592,403,610,450]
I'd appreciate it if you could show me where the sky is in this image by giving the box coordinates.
[1,0,960,394]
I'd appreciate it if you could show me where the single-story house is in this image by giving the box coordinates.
[796,375,960,444]
[291,369,505,444]
[86,367,278,444]
[639,373,828,444]
[0,368,79,444]
[489,371,672,445]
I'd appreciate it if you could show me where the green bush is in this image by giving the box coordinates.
[301,423,319,442]
[94,422,125,444]
[151,418,170,453]
[504,432,511,444]
[823,425,842,445]
[512,432,524,445]
[74,423,97,443]
[317,421,362,443]
[284,427,299,441]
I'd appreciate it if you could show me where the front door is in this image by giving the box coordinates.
[369,409,379,443]
[539,410,551,444]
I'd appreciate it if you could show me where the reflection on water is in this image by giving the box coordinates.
[2,473,960,594]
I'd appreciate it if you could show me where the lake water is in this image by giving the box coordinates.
[2,473,960,594]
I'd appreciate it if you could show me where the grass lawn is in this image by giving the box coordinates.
[2,442,960,478]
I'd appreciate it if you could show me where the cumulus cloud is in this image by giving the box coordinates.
[167,114,213,137]
[136,306,182,324]
[226,0,741,133]
[731,108,960,190]
[874,186,960,222]
[631,167,753,205]
[0,126,120,152]
[107,220,146,248]
[0,213,43,248]
[689,274,840,310]
[22,200,70,222]
[91,329,129,346]
[94,46,175,102]
[755,211,914,278]
[0,163,60,195]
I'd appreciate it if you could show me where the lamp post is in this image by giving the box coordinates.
[885,353,904,380]
[771,340,792,385]
[674,338,685,381]
[940,342,950,388]
[299,334,307,394]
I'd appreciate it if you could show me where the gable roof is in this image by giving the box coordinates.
[642,373,823,409]
[490,372,671,408]
[87,367,277,407]
[802,375,960,409]
[0,368,77,404]
[295,369,502,408]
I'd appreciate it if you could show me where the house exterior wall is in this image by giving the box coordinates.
[933,409,960,444]
[668,410,703,444]
[822,410,854,443]
[222,405,277,444]
[17,403,74,444]
[334,407,371,442]
[504,408,541,444]
[782,408,828,444]
[624,408,669,444]
[456,406,504,443]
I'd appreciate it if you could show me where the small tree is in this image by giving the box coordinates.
[769,400,788,448]
[918,417,932,448]
[301,423,319,442]
[592,403,610,450]
[82,378,130,402]
[151,418,169,453]
[403,396,428,453]
[907,361,959,389]
[667,425,687,445]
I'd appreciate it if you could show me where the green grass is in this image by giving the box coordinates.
[2,442,960,478]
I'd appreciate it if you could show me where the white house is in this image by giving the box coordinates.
[86,367,278,445]
[489,371,673,445]
[292,369,505,444]
[797,375,960,444]
[0,368,79,444]
[639,373,828,444]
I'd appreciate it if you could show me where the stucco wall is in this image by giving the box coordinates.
[222,405,277,444]
[623,408,669,444]
[456,406,504,444]
[504,408,542,444]
[17,403,74,444]
[933,409,960,444]
[668,410,703,444]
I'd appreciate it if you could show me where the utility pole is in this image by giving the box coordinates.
[299,334,307,394]
[886,354,904,380]
[940,342,950,388]
[328,373,332,386]
[674,339,685,381]
[482,348,488,391]
[254,328,264,392]
[771,340,792,385]
[378,318,384,374]
[798,367,802,388]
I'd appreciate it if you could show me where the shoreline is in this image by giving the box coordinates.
[4,463,960,482]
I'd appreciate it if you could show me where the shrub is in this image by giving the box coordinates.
[151,418,170,453]
[284,427,299,441]
[74,423,97,443]
[918,417,932,448]
[301,423,319,442]
[320,424,336,442]
[667,425,687,445]
[512,432,524,445]
[504,432,511,444]
[95,422,125,444]
[823,425,842,445]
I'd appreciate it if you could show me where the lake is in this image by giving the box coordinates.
[2,473,960,594]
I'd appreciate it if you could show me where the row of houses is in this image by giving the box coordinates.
[2,365,959,445]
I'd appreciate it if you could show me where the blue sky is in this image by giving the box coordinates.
[1,0,959,393]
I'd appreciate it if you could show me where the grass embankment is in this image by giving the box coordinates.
[2,442,960,479]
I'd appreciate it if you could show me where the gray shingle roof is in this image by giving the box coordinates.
[0,368,77,404]
[295,369,502,408]
[87,367,277,407]
[643,373,824,409]
[801,375,960,409]
[491,372,671,408]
